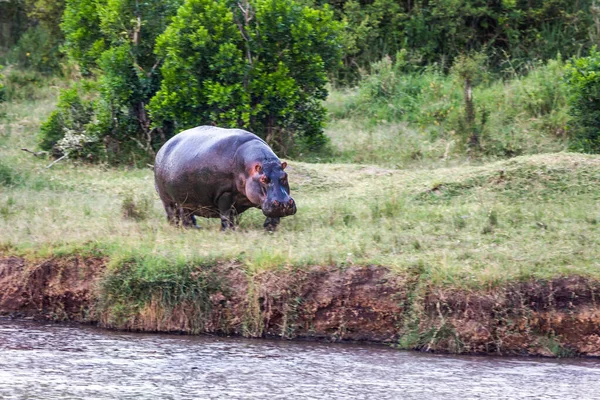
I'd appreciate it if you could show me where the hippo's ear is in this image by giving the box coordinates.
[254,164,263,174]
[281,161,287,170]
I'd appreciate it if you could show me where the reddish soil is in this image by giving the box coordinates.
[1,256,599,357]
[0,256,105,321]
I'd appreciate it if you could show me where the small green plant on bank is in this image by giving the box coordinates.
[121,190,152,221]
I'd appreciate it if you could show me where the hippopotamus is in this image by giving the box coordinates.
[154,126,296,230]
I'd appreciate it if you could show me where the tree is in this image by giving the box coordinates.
[25,0,66,38]
[43,0,182,164]
[61,0,105,74]
[149,0,343,154]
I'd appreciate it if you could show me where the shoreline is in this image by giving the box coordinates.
[1,255,599,358]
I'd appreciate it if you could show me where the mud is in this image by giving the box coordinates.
[1,256,599,357]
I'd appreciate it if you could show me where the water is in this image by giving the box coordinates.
[1,320,599,399]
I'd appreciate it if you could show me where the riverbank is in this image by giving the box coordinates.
[2,255,599,357]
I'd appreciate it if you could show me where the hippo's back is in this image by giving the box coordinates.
[155,126,261,173]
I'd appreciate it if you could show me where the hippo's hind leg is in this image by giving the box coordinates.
[160,197,198,228]
[263,217,280,232]
[179,207,199,228]
[161,198,180,226]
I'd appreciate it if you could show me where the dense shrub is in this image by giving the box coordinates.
[61,0,105,75]
[0,1,29,50]
[46,0,342,163]
[149,0,343,154]
[564,48,600,153]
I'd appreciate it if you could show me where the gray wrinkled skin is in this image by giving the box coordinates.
[154,126,296,230]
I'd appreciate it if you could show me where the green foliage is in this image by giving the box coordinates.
[99,256,222,333]
[0,0,29,50]
[61,0,105,74]
[450,52,488,150]
[4,25,63,74]
[329,0,593,82]
[0,1,65,74]
[150,0,343,154]
[52,0,183,164]
[564,47,600,153]
[24,0,66,38]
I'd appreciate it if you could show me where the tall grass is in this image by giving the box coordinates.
[325,57,569,167]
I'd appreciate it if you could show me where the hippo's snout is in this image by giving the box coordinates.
[263,197,296,218]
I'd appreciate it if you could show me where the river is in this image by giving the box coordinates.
[1,319,599,399]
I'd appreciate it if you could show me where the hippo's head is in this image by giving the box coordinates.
[246,161,296,218]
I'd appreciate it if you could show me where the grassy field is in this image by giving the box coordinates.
[1,87,600,290]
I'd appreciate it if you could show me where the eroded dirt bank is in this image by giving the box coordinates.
[1,256,599,357]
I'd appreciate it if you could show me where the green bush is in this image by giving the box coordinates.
[329,0,593,82]
[564,48,600,153]
[61,0,105,75]
[149,0,343,154]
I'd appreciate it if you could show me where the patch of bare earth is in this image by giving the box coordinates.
[0,256,105,321]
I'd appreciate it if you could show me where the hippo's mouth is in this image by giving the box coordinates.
[261,201,297,218]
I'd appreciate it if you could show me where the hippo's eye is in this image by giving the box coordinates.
[260,176,270,184]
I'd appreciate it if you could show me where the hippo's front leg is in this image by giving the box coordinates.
[263,217,280,231]
[217,193,236,231]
